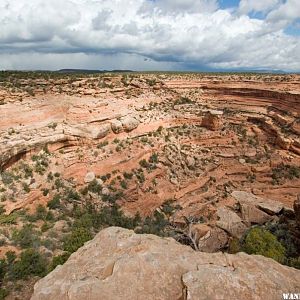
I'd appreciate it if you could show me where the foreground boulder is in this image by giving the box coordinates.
[216,207,248,238]
[31,227,300,300]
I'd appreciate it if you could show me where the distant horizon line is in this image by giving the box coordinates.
[1,68,299,75]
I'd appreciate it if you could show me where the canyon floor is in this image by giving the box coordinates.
[0,71,300,299]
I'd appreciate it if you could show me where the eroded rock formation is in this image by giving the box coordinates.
[1,72,300,299]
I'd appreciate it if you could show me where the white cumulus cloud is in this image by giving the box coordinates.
[0,0,299,71]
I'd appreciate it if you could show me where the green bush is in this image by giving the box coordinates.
[12,224,41,249]
[242,227,286,263]
[87,179,102,194]
[49,252,70,271]
[10,249,47,280]
[66,189,80,201]
[35,205,48,220]
[136,211,169,237]
[47,194,61,209]
[267,223,298,257]
[149,153,159,164]
[287,257,300,269]
[0,213,18,225]
[63,227,92,253]
[0,206,5,215]
[0,259,7,282]
[0,288,8,300]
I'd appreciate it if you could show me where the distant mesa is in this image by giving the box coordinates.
[56,69,134,74]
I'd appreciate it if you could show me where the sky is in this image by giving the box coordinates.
[0,0,299,72]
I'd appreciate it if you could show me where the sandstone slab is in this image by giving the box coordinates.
[216,207,247,238]
[232,191,284,215]
[31,227,300,300]
[197,227,228,253]
[240,202,273,225]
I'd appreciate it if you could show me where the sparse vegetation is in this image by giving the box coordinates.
[1,71,300,298]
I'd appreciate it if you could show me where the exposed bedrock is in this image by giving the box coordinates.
[31,227,300,300]
[0,117,140,170]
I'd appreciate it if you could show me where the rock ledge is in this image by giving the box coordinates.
[31,227,300,300]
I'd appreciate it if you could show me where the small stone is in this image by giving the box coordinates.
[84,172,95,183]
[186,156,195,168]
[170,177,179,185]
[101,187,110,196]
[111,119,124,134]
[96,178,104,186]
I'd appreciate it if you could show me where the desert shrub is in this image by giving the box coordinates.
[135,170,145,183]
[49,252,70,272]
[1,172,14,185]
[160,200,179,216]
[0,288,8,300]
[10,249,47,279]
[149,153,159,164]
[35,205,48,220]
[22,163,33,178]
[63,227,92,253]
[22,183,30,193]
[41,222,51,232]
[102,191,124,203]
[0,213,18,225]
[87,179,102,194]
[139,159,150,169]
[267,223,298,257]
[47,194,61,209]
[286,257,300,269]
[73,213,94,229]
[272,164,300,184]
[0,259,6,282]
[66,189,80,201]
[123,172,133,179]
[54,178,64,189]
[120,180,127,189]
[89,205,138,230]
[136,211,169,237]
[0,206,5,215]
[47,172,54,181]
[26,204,48,222]
[2,251,16,280]
[42,188,49,196]
[241,227,286,263]
[97,141,109,148]
[12,224,41,249]
[5,251,17,266]
[70,203,140,232]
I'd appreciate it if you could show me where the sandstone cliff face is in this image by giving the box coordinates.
[31,227,300,300]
